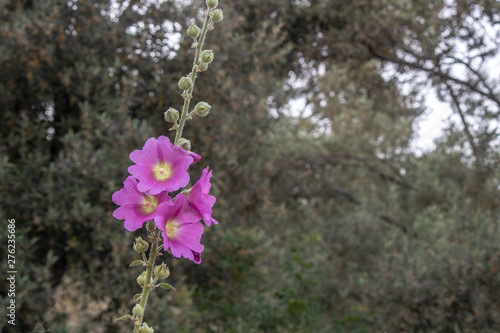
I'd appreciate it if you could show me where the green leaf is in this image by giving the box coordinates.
[129,260,144,267]
[158,282,176,291]
[133,293,142,301]
[116,315,133,321]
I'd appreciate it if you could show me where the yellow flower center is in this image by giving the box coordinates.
[141,195,158,214]
[152,162,172,181]
[165,219,180,239]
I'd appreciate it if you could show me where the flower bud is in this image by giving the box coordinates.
[212,9,223,23]
[146,220,156,232]
[164,107,179,123]
[200,50,214,64]
[137,272,147,287]
[187,24,200,38]
[178,76,193,91]
[133,304,144,317]
[154,263,170,279]
[194,101,211,117]
[133,237,149,254]
[139,324,154,333]
[176,138,191,151]
[197,61,208,72]
[206,0,218,9]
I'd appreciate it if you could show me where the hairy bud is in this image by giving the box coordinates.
[176,138,191,151]
[154,263,170,279]
[178,76,193,91]
[197,61,208,72]
[146,220,156,232]
[206,0,218,9]
[164,107,179,123]
[137,272,147,287]
[200,50,214,64]
[194,101,211,117]
[139,324,154,333]
[133,237,149,254]
[133,304,144,317]
[212,9,223,23]
[187,24,200,38]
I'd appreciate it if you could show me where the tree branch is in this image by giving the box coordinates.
[367,45,500,110]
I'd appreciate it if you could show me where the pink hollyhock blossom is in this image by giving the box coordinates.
[128,136,201,195]
[188,151,201,163]
[154,194,204,264]
[112,176,172,231]
[191,251,201,264]
[186,166,218,226]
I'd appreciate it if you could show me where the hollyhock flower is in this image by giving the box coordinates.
[112,176,172,231]
[128,136,201,195]
[154,194,204,264]
[185,166,218,226]
[188,150,201,163]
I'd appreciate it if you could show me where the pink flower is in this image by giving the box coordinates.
[112,176,171,231]
[186,166,218,226]
[128,136,201,195]
[154,194,204,264]
[188,151,201,163]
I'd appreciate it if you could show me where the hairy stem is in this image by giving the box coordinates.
[133,229,159,332]
[174,8,213,145]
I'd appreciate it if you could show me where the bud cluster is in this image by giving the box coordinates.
[166,0,225,135]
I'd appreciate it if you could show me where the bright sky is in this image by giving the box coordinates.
[411,90,456,153]
[412,47,500,154]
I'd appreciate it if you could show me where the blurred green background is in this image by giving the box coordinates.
[1,0,499,332]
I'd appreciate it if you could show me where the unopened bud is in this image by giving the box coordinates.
[164,107,179,123]
[200,50,214,64]
[178,76,193,91]
[133,304,144,317]
[206,0,218,9]
[154,263,170,279]
[197,61,208,72]
[194,101,211,117]
[176,138,191,151]
[139,324,154,333]
[133,237,149,254]
[212,9,223,23]
[187,24,200,38]
[146,220,156,232]
[137,272,147,286]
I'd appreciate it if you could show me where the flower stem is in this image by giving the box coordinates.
[133,229,160,332]
[174,8,213,145]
